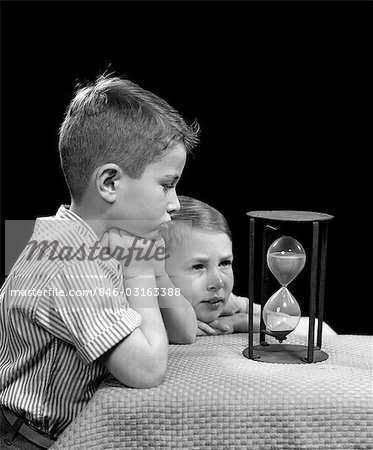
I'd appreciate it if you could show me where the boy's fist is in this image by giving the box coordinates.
[196,317,234,336]
[100,228,166,280]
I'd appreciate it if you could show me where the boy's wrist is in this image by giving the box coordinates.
[155,272,170,284]
[123,273,157,282]
[226,315,235,333]
[226,313,249,333]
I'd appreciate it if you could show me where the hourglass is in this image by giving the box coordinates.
[243,210,333,364]
[263,236,305,342]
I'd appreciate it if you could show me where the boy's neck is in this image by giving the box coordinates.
[70,200,107,241]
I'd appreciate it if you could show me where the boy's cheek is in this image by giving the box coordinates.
[195,306,221,324]
[226,273,234,293]
[221,298,231,313]
[222,283,234,307]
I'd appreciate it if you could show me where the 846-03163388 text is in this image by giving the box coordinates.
[10,287,182,298]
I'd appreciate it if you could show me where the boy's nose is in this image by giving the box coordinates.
[167,193,181,215]
[207,274,224,291]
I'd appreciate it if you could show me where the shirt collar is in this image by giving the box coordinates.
[55,205,101,246]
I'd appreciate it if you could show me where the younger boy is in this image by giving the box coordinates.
[0,76,198,448]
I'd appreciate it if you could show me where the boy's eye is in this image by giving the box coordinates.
[220,260,232,267]
[191,264,205,270]
[162,184,175,192]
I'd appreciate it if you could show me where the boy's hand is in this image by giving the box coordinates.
[101,228,166,280]
[197,316,234,336]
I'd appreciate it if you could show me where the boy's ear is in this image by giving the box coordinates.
[95,163,123,203]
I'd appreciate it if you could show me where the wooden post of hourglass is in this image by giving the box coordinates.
[244,210,333,365]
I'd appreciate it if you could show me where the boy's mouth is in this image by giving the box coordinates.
[204,297,224,305]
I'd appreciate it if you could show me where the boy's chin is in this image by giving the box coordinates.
[140,229,161,240]
[198,309,222,324]
[117,228,161,241]
[106,220,161,240]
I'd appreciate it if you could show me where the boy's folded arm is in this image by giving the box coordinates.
[157,273,197,344]
[217,293,261,333]
[228,312,260,333]
[197,320,218,336]
[100,326,167,389]
[106,230,196,344]
[100,275,168,389]
[223,293,259,316]
[204,312,260,334]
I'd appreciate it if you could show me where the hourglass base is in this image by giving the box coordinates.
[243,344,329,364]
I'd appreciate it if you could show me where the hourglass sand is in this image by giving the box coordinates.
[263,236,305,342]
[243,210,333,364]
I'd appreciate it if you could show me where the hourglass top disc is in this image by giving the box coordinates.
[247,210,333,222]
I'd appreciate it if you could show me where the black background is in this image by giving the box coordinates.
[1,1,372,335]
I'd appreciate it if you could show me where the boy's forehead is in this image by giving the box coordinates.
[182,228,232,252]
[165,227,233,268]
[156,143,186,172]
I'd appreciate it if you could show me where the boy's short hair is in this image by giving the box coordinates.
[59,75,199,202]
[163,196,232,251]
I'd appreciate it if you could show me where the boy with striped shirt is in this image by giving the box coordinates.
[0,76,198,448]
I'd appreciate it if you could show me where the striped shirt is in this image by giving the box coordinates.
[0,206,142,437]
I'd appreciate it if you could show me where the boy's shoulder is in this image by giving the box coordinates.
[2,209,124,322]
[6,206,121,291]
[222,294,249,316]
[33,205,95,245]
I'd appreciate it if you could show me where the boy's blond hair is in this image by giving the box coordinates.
[162,196,232,252]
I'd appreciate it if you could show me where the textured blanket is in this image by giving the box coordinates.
[52,334,373,450]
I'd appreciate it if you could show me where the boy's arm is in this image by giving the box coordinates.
[222,293,261,316]
[101,274,168,388]
[220,293,241,316]
[200,294,261,335]
[205,312,261,334]
[157,273,197,344]
[100,230,169,388]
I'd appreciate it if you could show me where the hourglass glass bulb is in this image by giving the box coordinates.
[267,236,306,286]
[263,287,301,341]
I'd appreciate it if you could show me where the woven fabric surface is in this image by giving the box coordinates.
[52,334,373,450]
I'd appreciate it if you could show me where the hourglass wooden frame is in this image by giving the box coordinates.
[243,211,333,364]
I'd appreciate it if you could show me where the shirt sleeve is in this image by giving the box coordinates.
[230,293,249,313]
[222,294,261,316]
[222,293,249,315]
[34,261,142,365]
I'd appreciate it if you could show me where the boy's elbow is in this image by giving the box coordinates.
[183,333,197,344]
[168,322,197,344]
[169,330,196,344]
[135,352,168,388]
[175,330,197,344]
[117,358,167,389]
[184,318,198,343]
[144,356,167,387]
[131,367,166,389]
[101,333,168,389]
[172,312,198,344]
